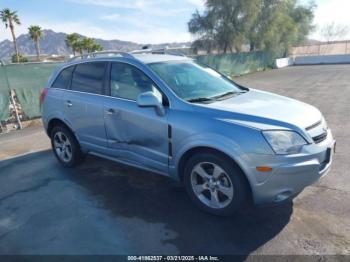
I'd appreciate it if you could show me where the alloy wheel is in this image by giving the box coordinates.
[53,131,72,163]
[190,162,234,209]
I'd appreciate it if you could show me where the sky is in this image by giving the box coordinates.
[0,0,349,43]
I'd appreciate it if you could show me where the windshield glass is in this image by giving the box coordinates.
[148,61,244,102]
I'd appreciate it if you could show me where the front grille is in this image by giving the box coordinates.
[313,132,328,144]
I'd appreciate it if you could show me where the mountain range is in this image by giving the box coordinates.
[0,29,191,60]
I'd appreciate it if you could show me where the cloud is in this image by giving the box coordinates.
[69,0,204,9]
[69,0,183,13]
[68,0,193,16]
[310,0,350,40]
[68,0,150,9]
[0,15,192,44]
[117,28,193,44]
[100,14,120,21]
[0,0,201,44]
[187,0,205,9]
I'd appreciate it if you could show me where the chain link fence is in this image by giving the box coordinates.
[291,41,350,57]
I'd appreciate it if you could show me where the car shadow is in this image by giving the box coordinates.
[0,150,292,256]
[66,154,293,256]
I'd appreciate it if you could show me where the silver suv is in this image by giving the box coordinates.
[41,51,336,215]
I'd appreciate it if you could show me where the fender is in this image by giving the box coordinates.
[170,132,254,187]
[44,112,75,136]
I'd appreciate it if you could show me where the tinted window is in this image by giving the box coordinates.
[110,63,162,101]
[52,66,74,89]
[71,62,106,94]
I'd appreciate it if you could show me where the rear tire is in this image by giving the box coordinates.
[50,125,83,167]
[183,152,247,216]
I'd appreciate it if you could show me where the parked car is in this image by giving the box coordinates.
[41,51,336,215]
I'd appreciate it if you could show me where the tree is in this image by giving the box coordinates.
[188,0,315,55]
[0,8,21,62]
[80,38,103,53]
[65,33,80,56]
[261,0,315,55]
[81,38,95,53]
[11,54,28,63]
[320,22,349,43]
[65,34,103,55]
[90,42,103,52]
[189,0,259,53]
[28,25,43,61]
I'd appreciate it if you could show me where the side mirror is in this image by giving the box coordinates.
[137,91,165,116]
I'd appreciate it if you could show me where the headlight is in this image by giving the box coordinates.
[262,130,307,155]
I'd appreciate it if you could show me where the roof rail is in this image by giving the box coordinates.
[131,48,187,57]
[66,50,135,62]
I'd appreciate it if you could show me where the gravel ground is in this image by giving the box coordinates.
[0,65,349,257]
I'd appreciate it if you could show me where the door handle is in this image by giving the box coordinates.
[105,108,115,115]
[66,100,73,107]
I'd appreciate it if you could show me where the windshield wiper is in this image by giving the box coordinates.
[187,97,215,103]
[188,90,247,103]
[212,90,247,100]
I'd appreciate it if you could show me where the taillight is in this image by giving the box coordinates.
[40,88,48,105]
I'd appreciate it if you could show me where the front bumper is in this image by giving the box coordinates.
[246,129,336,205]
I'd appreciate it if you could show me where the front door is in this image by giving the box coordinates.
[103,62,169,173]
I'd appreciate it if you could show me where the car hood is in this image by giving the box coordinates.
[202,89,322,130]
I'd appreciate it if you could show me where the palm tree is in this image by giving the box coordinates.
[81,38,95,53]
[28,25,43,61]
[91,43,103,52]
[0,8,21,63]
[74,39,85,55]
[65,33,80,56]
[81,38,103,53]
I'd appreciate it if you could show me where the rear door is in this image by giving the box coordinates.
[64,61,108,151]
[103,62,169,173]
[45,66,75,123]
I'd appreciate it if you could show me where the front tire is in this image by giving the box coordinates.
[184,152,248,216]
[50,125,83,167]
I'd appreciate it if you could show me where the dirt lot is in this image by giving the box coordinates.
[0,65,349,256]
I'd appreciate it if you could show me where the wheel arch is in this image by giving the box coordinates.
[47,118,74,138]
[177,146,253,202]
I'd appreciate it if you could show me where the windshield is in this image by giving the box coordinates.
[148,61,245,102]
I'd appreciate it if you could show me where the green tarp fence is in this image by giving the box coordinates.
[0,62,61,121]
[0,64,10,121]
[195,50,278,77]
[0,51,279,122]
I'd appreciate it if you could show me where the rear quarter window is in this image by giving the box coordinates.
[70,62,106,95]
[51,66,74,89]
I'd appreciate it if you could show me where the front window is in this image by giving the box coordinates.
[149,61,246,102]
[110,62,163,101]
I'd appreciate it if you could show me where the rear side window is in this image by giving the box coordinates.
[71,62,106,94]
[51,66,74,89]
